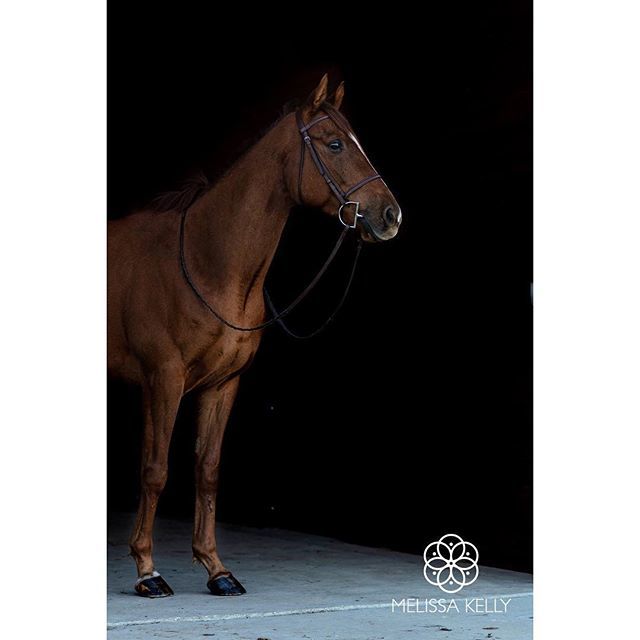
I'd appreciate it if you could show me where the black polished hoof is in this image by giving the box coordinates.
[207,572,246,596]
[134,572,174,598]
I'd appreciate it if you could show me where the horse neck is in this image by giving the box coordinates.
[185,115,297,301]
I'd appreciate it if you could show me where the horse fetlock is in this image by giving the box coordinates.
[129,538,152,560]
[191,544,224,574]
[191,542,215,561]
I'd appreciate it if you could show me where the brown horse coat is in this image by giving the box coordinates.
[107,74,400,595]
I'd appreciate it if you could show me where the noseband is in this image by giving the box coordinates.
[296,108,382,228]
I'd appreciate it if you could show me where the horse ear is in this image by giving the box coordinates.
[305,73,329,114]
[332,81,345,110]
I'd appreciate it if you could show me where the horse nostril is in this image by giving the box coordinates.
[383,206,397,226]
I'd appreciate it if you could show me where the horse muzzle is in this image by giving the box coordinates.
[358,206,402,242]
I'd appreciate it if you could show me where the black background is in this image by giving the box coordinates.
[108,3,532,572]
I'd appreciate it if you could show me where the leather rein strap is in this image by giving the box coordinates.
[180,213,352,333]
[179,105,379,336]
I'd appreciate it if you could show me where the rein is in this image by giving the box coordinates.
[180,210,358,333]
[179,105,381,337]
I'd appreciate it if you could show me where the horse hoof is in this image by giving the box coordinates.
[207,572,246,596]
[134,571,174,598]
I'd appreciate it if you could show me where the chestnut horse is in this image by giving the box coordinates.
[108,74,401,597]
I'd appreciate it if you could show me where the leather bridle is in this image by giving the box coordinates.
[179,104,387,338]
[295,107,383,229]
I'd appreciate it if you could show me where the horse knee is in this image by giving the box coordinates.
[142,463,168,495]
[196,461,219,494]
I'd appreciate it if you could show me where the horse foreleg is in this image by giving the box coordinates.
[192,378,246,595]
[129,364,184,597]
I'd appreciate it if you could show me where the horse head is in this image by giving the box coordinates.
[290,74,402,242]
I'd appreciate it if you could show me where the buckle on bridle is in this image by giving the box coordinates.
[338,201,363,229]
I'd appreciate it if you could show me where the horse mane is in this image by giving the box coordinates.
[149,99,348,215]
[150,173,212,214]
[149,101,301,215]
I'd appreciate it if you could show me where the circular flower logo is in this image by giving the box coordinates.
[423,533,479,594]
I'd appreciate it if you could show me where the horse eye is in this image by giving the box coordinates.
[328,139,343,153]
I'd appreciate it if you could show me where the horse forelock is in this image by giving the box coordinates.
[320,101,353,135]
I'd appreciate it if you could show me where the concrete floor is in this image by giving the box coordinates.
[108,514,532,639]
